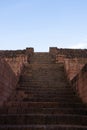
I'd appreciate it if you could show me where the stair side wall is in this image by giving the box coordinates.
[5,55,27,76]
[64,58,87,80]
[0,48,34,76]
[50,47,87,80]
[50,47,87,104]
[0,48,34,106]
[0,58,17,106]
[71,64,87,104]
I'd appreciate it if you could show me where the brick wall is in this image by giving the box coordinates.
[64,58,87,80]
[5,55,27,76]
[50,47,87,80]
[0,48,34,77]
[0,58,17,106]
[0,48,34,106]
[71,64,87,104]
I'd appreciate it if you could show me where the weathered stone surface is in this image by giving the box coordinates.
[64,58,87,80]
[0,48,33,106]
[52,48,87,80]
[71,64,87,103]
[5,55,27,76]
[0,58,17,106]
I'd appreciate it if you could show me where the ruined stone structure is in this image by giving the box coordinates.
[0,47,87,129]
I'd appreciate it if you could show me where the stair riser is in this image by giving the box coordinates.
[6,102,85,108]
[0,126,87,130]
[16,87,73,91]
[0,115,87,125]
[22,98,81,103]
[0,108,87,115]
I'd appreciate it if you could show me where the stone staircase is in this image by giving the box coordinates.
[0,52,87,130]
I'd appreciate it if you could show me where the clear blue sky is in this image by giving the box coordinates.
[0,0,87,51]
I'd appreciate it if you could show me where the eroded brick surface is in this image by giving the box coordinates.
[71,64,87,103]
[0,58,17,106]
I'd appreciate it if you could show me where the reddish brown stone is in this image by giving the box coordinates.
[0,58,17,106]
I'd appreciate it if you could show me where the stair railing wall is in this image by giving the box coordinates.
[0,58,17,106]
[71,64,87,104]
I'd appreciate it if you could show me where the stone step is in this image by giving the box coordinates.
[18,92,77,97]
[16,86,72,91]
[16,88,75,94]
[0,114,87,125]
[12,92,81,101]
[18,89,76,94]
[6,102,85,108]
[0,107,87,115]
[20,73,66,78]
[19,74,66,80]
[16,92,79,97]
[22,71,63,77]
[24,63,64,67]
[30,60,52,64]
[22,97,81,103]
[19,80,68,84]
[30,53,52,64]
[24,63,64,69]
[19,79,67,84]
[0,125,87,130]
[19,82,71,88]
[10,95,82,103]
